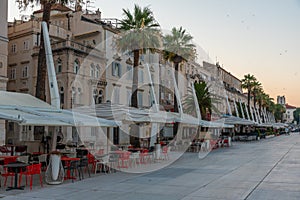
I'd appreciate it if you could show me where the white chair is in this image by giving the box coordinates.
[94,154,109,174]
[17,155,29,164]
[129,152,140,168]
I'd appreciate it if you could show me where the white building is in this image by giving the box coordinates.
[285,104,297,124]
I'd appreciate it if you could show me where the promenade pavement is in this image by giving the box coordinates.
[1,133,300,200]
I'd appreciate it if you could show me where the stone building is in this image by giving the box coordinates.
[0,0,8,145]
[6,5,109,148]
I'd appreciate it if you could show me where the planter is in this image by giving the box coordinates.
[45,152,64,185]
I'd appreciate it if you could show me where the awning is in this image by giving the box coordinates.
[0,91,117,127]
[215,115,256,126]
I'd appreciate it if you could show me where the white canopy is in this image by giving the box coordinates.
[0,91,117,127]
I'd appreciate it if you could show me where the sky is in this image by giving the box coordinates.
[8,0,300,107]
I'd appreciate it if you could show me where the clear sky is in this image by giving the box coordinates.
[8,0,300,107]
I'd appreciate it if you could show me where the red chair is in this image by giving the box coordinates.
[0,166,14,187]
[119,151,131,168]
[87,153,96,172]
[161,146,170,160]
[19,163,43,190]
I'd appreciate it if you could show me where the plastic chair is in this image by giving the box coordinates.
[63,160,80,182]
[0,165,14,187]
[16,155,29,164]
[78,158,90,179]
[94,154,109,174]
[19,163,43,190]
[160,146,170,160]
[38,154,48,171]
[14,145,27,155]
[119,151,131,168]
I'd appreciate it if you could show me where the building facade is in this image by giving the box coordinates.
[0,0,8,145]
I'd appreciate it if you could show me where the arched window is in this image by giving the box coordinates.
[90,63,95,77]
[74,59,80,74]
[57,58,62,73]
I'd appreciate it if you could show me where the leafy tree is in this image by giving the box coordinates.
[116,4,161,108]
[293,108,300,124]
[163,27,196,136]
[241,74,256,111]
[274,104,286,122]
[182,82,219,120]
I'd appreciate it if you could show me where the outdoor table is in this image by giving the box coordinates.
[4,162,29,191]
[61,157,80,180]
[0,155,18,165]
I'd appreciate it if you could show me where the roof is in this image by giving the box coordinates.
[33,4,72,14]
[285,104,297,109]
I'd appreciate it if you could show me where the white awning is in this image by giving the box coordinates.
[0,91,117,127]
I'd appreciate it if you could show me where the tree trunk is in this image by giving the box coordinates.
[173,56,182,137]
[247,89,251,116]
[131,50,139,108]
[35,2,52,101]
[130,50,140,147]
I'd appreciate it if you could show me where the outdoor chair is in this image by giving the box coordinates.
[160,146,170,160]
[119,151,131,168]
[78,158,90,179]
[108,153,120,173]
[19,163,43,190]
[129,152,140,168]
[63,160,80,182]
[38,154,48,171]
[94,154,109,174]
[0,165,14,187]
[16,155,29,164]
[14,145,27,155]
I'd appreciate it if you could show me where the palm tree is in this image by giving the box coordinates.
[241,74,256,111]
[16,0,80,101]
[183,82,219,120]
[116,4,161,108]
[163,27,196,135]
[251,81,262,109]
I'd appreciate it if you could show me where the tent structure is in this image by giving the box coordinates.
[215,115,256,126]
[0,91,117,127]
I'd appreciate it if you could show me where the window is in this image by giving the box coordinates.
[78,88,82,104]
[22,66,28,78]
[90,64,95,77]
[91,127,97,137]
[11,44,17,53]
[96,64,100,79]
[113,86,120,104]
[74,59,80,74]
[139,70,144,83]
[57,58,62,73]
[93,89,103,104]
[127,89,132,106]
[112,62,121,77]
[23,40,29,50]
[10,68,16,80]
[127,65,133,80]
[138,91,143,108]
[59,87,64,105]
[97,90,103,104]
[71,87,76,105]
